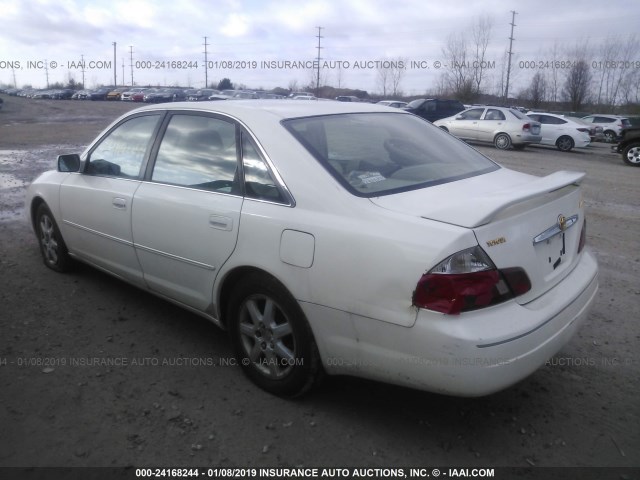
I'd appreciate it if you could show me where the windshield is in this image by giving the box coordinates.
[283,112,499,197]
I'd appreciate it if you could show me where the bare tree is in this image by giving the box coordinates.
[563,60,591,111]
[471,15,493,96]
[376,66,390,97]
[527,72,547,109]
[389,57,406,97]
[441,32,474,101]
[594,35,638,108]
[546,42,563,104]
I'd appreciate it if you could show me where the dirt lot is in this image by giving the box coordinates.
[0,95,638,475]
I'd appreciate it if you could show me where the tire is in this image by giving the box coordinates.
[604,130,616,143]
[227,273,322,397]
[622,142,640,166]
[494,133,512,150]
[556,135,575,152]
[35,203,73,272]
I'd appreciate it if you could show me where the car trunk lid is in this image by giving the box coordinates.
[370,169,586,304]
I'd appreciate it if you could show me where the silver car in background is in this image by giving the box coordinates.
[435,106,542,150]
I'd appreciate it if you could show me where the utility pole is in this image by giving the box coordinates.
[315,26,323,97]
[80,54,86,88]
[504,10,517,104]
[203,36,210,88]
[129,46,134,86]
[122,58,125,87]
[44,60,50,88]
[113,42,117,86]
[12,66,17,88]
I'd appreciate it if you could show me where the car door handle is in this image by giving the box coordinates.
[112,197,126,209]
[209,214,233,231]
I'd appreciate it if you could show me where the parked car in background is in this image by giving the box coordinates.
[25,100,597,398]
[106,87,130,101]
[566,117,604,142]
[187,89,219,101]
[403,98,465,122]
[292,95,317,100]
[377,100,408,108]
[288,91,314,99]
[612,126,640,166]
[233,91,260,99]
[580,114,632,143]
[526,112,591,152]
[435,106,542,150]
[121,88,148,101]
[72,90,91,100]
[89,87,112,101]
[336,96,360,102]
[143,88,185,103]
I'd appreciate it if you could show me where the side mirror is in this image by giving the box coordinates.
[455,115,464,120]
[57,154,81,173]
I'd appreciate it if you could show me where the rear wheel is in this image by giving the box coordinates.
[227,273,322,397]
[622,143,640,166]
[35,203,73,272]
[556,135,575,152]
[494,133,512,150]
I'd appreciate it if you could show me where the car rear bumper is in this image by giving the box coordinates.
[306,250,598,396]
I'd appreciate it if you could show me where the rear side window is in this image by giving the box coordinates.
[283,112,498,197]
[87,114,160,178]
[151,114,239,193]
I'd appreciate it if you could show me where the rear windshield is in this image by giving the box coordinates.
[283,112,499,197]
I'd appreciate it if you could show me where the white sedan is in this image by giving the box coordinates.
[26,101,598,397]
[526,112,591,152]
[435,106,542,150]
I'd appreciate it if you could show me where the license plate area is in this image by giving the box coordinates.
[536,232,567,272]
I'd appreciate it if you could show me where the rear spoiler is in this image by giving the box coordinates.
[421,170,585,228]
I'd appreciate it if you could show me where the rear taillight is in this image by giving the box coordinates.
[413,246,531,315]
[578,219,587,253]
[522,123,531,132]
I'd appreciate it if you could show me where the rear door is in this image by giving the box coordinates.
[131,113,243,312]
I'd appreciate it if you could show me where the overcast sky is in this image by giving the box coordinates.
[1,0,638,96]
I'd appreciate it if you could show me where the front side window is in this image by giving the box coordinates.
[460,108,484,120]
[151,114,238,193]
[283,113,499,197]
[87,114,160,178]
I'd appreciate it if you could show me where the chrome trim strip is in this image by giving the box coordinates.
[134,243,216,271]
[63,220,133,246]
[532,214,578,245]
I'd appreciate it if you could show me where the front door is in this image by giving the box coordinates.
[59,113,162,285]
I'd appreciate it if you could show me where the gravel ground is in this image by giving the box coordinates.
[0,95,638,476]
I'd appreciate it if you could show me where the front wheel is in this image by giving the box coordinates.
[494,133,512,150]
[622,143,640,166]
[35,203,73,272]
[604,130,617,143]
[556,135,575,152]
[227,273,322,397]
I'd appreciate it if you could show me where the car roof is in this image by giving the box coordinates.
[126,99,404,121]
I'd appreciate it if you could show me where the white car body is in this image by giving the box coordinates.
[526,112,591,151]
[26,101,598,397]
[435,106,542,150]
[580,114,631,142]
[377,100,408,108]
